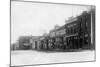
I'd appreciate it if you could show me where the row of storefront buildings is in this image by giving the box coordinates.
[11,8,95,51]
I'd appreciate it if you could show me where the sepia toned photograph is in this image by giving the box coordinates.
[10,0,95,67]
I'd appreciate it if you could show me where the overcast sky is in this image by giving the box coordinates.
[11,1,91,44]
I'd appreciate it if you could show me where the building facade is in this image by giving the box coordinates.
[36,10,94,50]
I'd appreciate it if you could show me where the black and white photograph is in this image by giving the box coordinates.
[10,0,95,67]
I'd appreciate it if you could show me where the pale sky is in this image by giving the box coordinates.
[11,1,91,44]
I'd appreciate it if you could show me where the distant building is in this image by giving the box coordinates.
[18,36,32,50]
[30,36,43,50]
